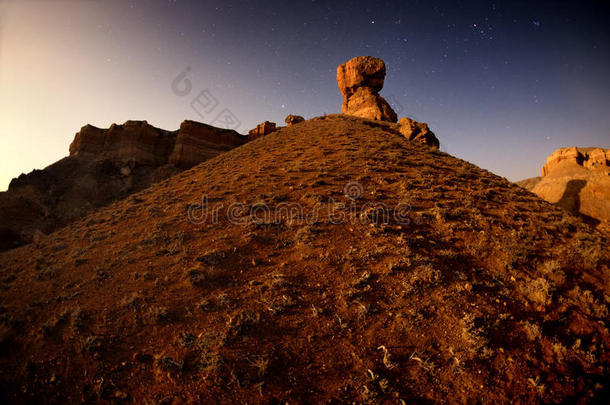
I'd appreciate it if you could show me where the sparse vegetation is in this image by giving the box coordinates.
[147,306,170,324]
[517,277,552,310]
[0,115,608,403]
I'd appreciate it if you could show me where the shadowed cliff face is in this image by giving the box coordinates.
[557,179,587,212]
[0,120,248,251]
[557,179,601,228]
[518,147,610,234]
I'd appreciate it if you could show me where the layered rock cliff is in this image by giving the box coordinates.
[69,120,247,168]
[541,146,610,177]
[0,120,248,251]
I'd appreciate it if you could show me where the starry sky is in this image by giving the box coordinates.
[1,0,609,190]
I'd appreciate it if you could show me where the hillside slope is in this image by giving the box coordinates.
[0,115,608,403]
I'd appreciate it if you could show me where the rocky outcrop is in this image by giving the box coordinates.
[169,120,247,168]
[0,120,248,251]
[336,56,438,146]
[248,121,277,139]
[337,56,397,122]
[69,121,176,165]
[285,115,304,127]
[70,120,247,168]
[337,56,386,98]
[396,117,439,148]
[541,147,610,176]
[518,147,610,233]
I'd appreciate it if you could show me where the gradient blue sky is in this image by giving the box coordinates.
[1,0,609,190]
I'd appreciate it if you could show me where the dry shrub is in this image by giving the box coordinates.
[460,313,488,356]
[565,286,608,319]
[121,292,144,311]
[406,264,440,287]
[538,260,566,287]
[520,321,542,342]
[187,266,226,286]
[517,278,551,309]
[147,306,170,324]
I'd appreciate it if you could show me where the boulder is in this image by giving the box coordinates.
[395,117,439,148]
[337,56,386,98]
[248,121,277,139]
[342,87,398,123]
[285,115,305,127]
[336,56,397,122]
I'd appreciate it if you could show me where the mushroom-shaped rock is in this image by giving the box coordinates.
[343,87,398,123]
[336,56,397,122]
[337,56,386,98]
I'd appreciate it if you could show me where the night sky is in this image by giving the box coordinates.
[1,0,609,190]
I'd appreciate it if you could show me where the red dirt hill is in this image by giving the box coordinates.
[0,115,608,403]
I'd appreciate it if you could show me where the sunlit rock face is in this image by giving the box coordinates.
[337,56,397,123]
[248,121,277,139]
[70,120,246,168]
[541,147,610,177]
[519,147,610,233]
[396,117,439,148]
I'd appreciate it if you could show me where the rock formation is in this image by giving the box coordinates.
[396,117,440,148]
[168,120,247,168]
[285,114,304,127]
[69,120,176,165]
[70,120,246,168]
[248,121,277,139]
[518,147,610,233]
[0,120,248,251]
[541,146,610,176]
[337,56,397,122]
